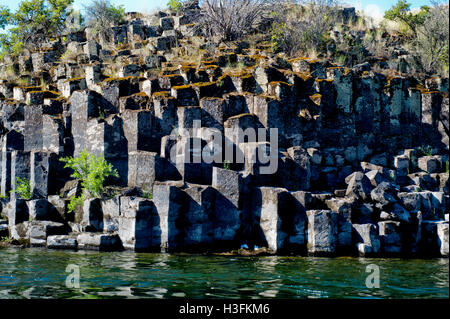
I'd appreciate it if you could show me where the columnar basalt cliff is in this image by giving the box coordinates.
[0,2,448,257]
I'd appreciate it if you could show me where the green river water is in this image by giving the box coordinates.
[0,248,448,299]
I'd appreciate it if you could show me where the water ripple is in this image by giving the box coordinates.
[0,248,447,299]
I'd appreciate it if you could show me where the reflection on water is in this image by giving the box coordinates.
[0,248,448,299]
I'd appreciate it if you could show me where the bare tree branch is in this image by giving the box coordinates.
[198,0,274,41]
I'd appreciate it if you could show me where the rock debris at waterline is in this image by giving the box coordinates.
[0,3,448,258]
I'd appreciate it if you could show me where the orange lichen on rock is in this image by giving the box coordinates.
[309,94,322,106]
[152,91,171,98]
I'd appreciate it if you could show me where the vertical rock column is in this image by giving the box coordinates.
[70,90,102,157]
[251,187,306,253]
[0,151,12,197]
[86,115,128,185]
[152,183,186,252]
[10,151,31,198]
[306,210,338,256]
[183,186,215,251]
[212,167,249,249]
[30,151,59,198]
[118,197,154,251]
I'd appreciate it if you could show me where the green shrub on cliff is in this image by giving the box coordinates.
[61,150,119,213]
[200,0,271,41]
[269,0,339,56]
[67,194,84,213]
[143,191,153,200]
[60,150,119,198]
[13,177,32,200]
[417,145,433,156]
[384,0,430,37]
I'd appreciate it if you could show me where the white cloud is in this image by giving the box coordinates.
[71,3,81,11]
[364,3,384,24]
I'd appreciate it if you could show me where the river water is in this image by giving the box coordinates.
[0,248,448,299]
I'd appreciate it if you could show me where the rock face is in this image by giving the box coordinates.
[306,210,338,256]
[47,235,77,249]
[77,232,122,251]
[29,221,67,246]
[352,223,380,256]
[251,187,306,253]
[437,222,449,257]
[118,197,154,251]
[378,221,402,254]
[345,172,372,201]
[0,5,448,258]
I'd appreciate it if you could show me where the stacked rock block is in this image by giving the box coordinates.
[0,2,448,256]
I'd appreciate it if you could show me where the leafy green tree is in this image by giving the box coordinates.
[384,0,430,36]
[0,0,74,55]
[414,2,449,75]
[1,5,17,59]
[167,0,183,12]
[84,0,125,35]
[0,5,10,30]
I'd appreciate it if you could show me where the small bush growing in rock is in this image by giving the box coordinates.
[223,160,232,170]
[143,191,153,200]
[13,177,32,200]
[60,150,119,198]
[384,0,449,76]
[270,0,339,56]
[59,49,77,63]
[199,0,272,41]
[61,150,119,213]
[417,145,433,156]
[67,193,84,213]
[384,0,430,37]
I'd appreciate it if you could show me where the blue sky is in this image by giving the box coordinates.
[0,0,438,13]
[346,0,433,11]
[1,0,167,13]
[1,0,446,27]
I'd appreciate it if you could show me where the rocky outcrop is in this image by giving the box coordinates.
[0,5,448,257]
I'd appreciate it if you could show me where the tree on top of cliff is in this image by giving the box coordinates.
[269,0,340,57]
[199,0,275,41]
[414,1,449,75]
[384,0,449,76]
[0,0,74,55]
[0,5,9,30]
[84,0,125,36]
[167,0,184,12]
[384,0,430,37]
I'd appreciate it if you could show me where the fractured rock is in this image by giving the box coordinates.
[306,210,338,256]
